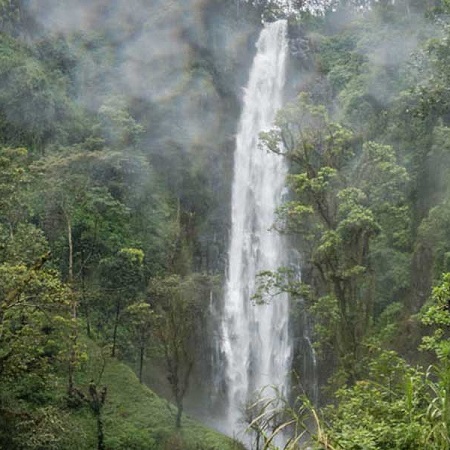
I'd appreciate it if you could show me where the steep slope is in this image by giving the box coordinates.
[67,338,245,450]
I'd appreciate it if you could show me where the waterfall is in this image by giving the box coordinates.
[220,20,291,441]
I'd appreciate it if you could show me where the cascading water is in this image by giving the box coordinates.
[220,20,291,441]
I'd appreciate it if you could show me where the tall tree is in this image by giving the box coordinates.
[124,302,154,383]
[149,274,216,428]
[99,247,144,357]
[262,95,410,380]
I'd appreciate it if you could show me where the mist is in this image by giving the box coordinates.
[1,1,450,448]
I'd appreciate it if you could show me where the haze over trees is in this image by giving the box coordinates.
[2,0,450,449]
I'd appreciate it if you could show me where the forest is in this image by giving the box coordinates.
[2,0,450,449]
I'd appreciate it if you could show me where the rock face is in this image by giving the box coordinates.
[288,22,311,66]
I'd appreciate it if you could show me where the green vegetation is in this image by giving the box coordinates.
[5,0,450,448]
[1,334,241,450]
[69,340,242,450]
[247,0,450,448]
[0,1,258,448]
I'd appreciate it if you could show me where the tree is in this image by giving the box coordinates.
[0,147,30,238]
[31,150,134,402]
[251,274,450,450]
[420,273,450,449]
[99,247,144,357]
[124,302,154,383]
[87,381,108,450]
[98,96,144,150]
[0,255,70,379]
[0,33,72,151]
[148,274,215,428]
[0,147,49,267]
[0,255,73,448]
[0,0,21,33]
[31,150,130,283]
[261,94,410,381]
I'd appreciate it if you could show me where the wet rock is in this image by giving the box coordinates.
[288,23,311,67]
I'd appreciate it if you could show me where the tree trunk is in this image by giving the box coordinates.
[66,230,78,402]
[67,214,73,284]
[175,399,183,428]
[139,346,144,383]
[80,248,91,338]
[88,383,107,450]
[111,300,121,357]
[67,295,78,399]
[97,415,105,450]
[84,300,91,338]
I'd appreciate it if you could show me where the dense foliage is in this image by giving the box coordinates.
[0,0,258,448]
[4,0,450,449]
[247,0,450,448]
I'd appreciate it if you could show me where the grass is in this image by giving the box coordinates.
[61,338,244,450]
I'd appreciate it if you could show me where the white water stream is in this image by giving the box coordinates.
[221,20,292,442]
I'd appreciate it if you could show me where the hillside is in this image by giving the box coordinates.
[1,336,243,450]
